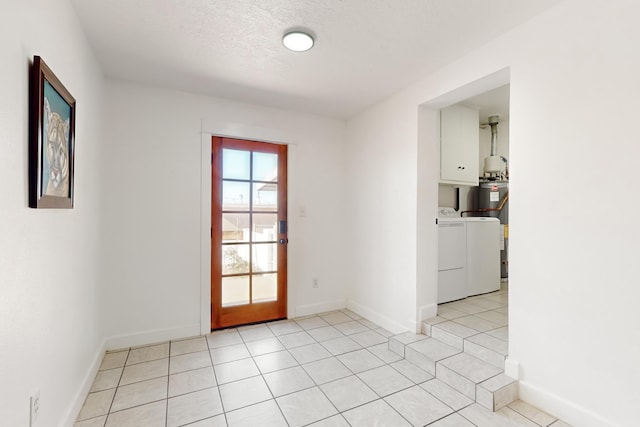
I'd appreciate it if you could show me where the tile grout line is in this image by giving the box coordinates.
[246,320,387,424]
[205,331,228,427]
[106,347,131,425]
[506,401,558,427]
[165,341,171,427]
[105,338,218,425]
[234,324,291,425]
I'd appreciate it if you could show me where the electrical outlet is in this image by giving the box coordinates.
[312,278,319,288]
[30,390,40,426]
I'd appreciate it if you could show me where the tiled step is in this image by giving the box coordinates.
[388,332,427,357]
[477,373,519,411]
[421,316,448,336]
[404,337,460,375]
[424,318,508,370]
[429,321,479,350]
[464,333,508,369]
[421,378,474,411]
[389,326,518,412]
[436,352,503,400]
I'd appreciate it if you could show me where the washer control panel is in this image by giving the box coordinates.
[438,207,460,218]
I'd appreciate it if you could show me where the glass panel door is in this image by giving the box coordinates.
[211,137,287,329]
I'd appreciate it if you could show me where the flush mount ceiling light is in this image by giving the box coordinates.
[282,30,314,52]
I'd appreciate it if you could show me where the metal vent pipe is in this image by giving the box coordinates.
[488,115,499,156]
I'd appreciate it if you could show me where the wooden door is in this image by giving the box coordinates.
[211,136,288,329]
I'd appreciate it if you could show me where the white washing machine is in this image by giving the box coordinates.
[437,208,467,303]
[465,217,501,296]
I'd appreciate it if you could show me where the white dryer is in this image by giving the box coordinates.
[465,217,501,296]
[437,208,467,303]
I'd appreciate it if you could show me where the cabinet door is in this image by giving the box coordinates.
[440,105,479,185]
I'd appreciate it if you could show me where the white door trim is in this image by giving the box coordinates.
[200,120,297,334]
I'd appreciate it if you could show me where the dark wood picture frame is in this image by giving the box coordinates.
[29,56,76,209]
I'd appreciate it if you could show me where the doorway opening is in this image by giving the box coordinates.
[416,67,512,375]
[434,84,510,367]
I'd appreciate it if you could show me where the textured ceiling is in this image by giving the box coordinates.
[71,0,563,119]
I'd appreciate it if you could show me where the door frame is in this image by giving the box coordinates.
[211,136,288,329]
[199,121,297,334]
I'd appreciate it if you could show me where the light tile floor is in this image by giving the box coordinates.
[76,287,570,426]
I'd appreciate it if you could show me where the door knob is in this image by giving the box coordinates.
[279,238,288,244]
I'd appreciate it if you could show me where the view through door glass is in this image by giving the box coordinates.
[211,137,287,329]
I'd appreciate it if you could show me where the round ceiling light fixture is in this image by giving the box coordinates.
[282,30,314,52]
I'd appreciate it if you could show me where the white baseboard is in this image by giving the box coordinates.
[295,299,346,318]
[347,300,410,335]
[419,303,438,322]
[408,320,422,334]
[519,381,618,427]
[62,338,107,427]
[105,323,201,350]
[412,303,439,334]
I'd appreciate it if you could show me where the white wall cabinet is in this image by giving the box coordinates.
[440,104,479,186]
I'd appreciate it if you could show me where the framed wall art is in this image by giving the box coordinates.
[29,55,76,209]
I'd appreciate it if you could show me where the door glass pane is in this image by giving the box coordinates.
[253,273,277,303]
[222,149,250,180]
[222,213,250,243]
[223,181,250,211]
[252,213,277,242]
[253,152,278,182]
[222,276,250,307]
[253,243,277,273]
[222,245,250,275]
[253,183,277,211]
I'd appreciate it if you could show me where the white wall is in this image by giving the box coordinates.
[101,80,348,346]
[504,2,639,425]
[344,94,421,333]
[0,1,105,426]
[345,0,640,425]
